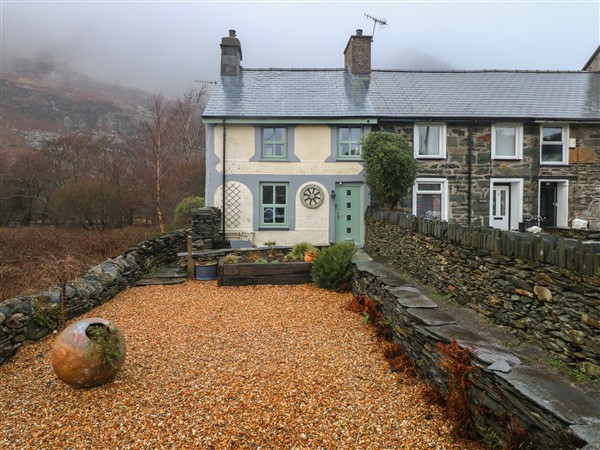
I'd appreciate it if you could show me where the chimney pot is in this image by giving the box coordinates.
[356,29,363,36]
[229,29,236,37]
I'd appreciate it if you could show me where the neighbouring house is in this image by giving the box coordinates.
[202,30,600,245]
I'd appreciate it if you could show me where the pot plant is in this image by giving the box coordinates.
[51,317,126,388]
[288,241,319,262]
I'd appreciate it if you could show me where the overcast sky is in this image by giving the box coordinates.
[2,1,599,97]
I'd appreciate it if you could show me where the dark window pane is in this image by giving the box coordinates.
[340,143,349,155]
[275,208,285,223]
[263,185,273,204]
[417,183,441,191]
[346,202,351,208]
[416,193,441,218]
[350,143,360,155]
[275,186,286,204]
[263,207,273,223]
[542,144,564,162]
[346,215,352,221]
[543,127,562,142]
[346,227,352,233]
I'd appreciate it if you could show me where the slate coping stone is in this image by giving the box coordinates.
[496,365,600,425]
[486,359,512,373]
[388,287,438,308]
[406,308,457,326]
[571,424,600,448]
[421,324,522,367]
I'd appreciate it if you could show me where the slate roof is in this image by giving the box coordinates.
[203,69,600,121]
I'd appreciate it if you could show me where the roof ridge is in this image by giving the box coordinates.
[243,67,345,72]
[241,68,590,74]
[372,69,588,74]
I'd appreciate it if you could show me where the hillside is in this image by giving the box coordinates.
[0,58,152,154]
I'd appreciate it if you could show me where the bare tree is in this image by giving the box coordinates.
[139,92,175,234]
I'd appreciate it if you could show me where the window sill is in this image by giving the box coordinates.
[415,156,446,160]
[540,162,569,166]
[258,227,289,231]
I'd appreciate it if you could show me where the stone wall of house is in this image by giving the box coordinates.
[0,230,187,364]
[364,209,600,376]
[383,122,600,229]
[351,251,600,449]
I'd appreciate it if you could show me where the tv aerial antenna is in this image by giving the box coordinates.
[364,13,387,40]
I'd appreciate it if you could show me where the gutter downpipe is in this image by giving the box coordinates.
[468,123,473,225]
[222,119,227,243]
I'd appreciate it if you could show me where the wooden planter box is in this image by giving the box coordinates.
[217,259,312,286]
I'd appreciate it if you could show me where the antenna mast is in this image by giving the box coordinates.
[364,13,387,40]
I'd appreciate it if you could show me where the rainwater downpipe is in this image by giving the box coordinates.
[222,119,227,243]
[467,123,473,225]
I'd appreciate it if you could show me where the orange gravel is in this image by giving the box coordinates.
[0,282,482,449]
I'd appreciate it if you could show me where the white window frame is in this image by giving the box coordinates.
[492,123,523,160]
[540,125,569,165]
[414,123,447,159]
[412,178,448,221]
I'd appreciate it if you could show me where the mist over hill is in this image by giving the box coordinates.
[1,58,154,154]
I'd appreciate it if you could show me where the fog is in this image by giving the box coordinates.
[2,1,599,97]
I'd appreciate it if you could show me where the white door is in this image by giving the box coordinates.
[490,185,510,230]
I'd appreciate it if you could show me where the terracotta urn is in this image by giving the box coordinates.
[51,317,126,388]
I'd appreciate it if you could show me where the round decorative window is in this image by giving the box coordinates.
[300,184,324,209]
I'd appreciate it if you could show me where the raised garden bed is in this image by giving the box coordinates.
[217,258,312,286]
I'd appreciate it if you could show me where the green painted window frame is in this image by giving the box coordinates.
[259,182,288,228]
[261,127,287,160]
[337,126,363,159]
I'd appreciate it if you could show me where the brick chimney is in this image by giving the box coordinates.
[343,29,372,75]
[220,30,243,76]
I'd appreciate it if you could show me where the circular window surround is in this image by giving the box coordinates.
[300,184,324,209]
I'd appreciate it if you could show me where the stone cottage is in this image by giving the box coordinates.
[202,30,600,245]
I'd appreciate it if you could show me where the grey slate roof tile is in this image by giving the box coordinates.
[202,69,600,121]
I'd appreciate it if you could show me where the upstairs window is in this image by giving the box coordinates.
[492,124,523,160]
[262,127,287,160]
[260,182,288,228]
[541,125,568,165]
[338,127,362,159]
[414,123,446,159]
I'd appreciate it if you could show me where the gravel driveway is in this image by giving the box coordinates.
[0,282,482,449]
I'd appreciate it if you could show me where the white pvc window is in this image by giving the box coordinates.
[541,125,569,165]
[492,124,523,159]
[412,178,448,221]
[414,123,446,159]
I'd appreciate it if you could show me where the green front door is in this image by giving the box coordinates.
[335,183,363,244]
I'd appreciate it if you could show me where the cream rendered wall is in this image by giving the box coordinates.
[213,125,255,174]
[295,125,330,162]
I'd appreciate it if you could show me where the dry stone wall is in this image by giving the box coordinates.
[364,209,600,377]
[0,230,187,364]
[351,251,600,449]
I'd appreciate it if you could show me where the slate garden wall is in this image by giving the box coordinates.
[0,230,187,364]
[364,209,600,376]
[351,251,600,449]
